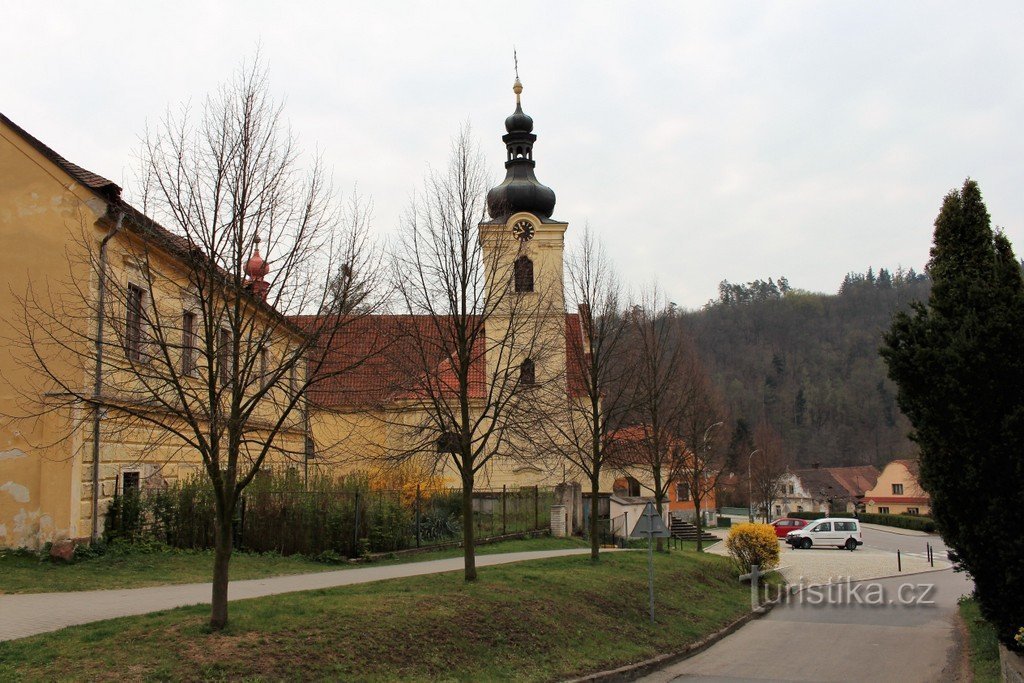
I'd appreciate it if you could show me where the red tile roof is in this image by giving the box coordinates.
[825,465,880,498]
[295,313,585,408]
[605,426,688,469]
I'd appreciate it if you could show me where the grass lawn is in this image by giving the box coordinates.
[959,597,1001,682]
[0,536,588,595]
[0,548,754,682]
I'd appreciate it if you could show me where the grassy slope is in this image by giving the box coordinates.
[959,598,1001,682]
[0,537,587,594]
[0,549,749,682]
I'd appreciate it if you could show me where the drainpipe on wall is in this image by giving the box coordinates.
[91,210,125,542]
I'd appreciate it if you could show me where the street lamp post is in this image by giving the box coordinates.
[747,449,761,522]
[701,422,723,528]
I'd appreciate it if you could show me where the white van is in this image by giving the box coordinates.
[786,518,863,551]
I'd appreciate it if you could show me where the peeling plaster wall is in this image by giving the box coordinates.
[1,119,100,548]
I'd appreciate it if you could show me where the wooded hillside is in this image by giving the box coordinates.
[681,268,931,468]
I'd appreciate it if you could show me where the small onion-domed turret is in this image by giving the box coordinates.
[486,78,557,221]
[245,237,270,279]
[245,235,271,301]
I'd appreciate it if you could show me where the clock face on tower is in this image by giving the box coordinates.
[512,219,535,242]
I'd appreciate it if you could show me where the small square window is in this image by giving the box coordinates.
[892,483,904,495]
[122,471,141,496]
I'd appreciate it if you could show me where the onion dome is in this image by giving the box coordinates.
[245,235,271,301]
[486,78,557,221]
[245,235,270,279]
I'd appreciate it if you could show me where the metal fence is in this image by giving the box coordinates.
[104,481,554,559]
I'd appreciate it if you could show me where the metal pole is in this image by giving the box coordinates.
[747,449,760,523]
[415,484,421,549]
[648,530,655,623]
[502,484,507,536]
[534,486,539,530]
[353,491,361,555]
[897,549,902,572]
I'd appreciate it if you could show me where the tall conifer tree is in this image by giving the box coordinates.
[882,179,1024,646]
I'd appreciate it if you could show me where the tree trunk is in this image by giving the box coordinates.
[694,497,703,552]
[462,472,477,581]
[590,475,601,561]
[210,510,233,630]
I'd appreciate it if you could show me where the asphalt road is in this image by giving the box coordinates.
[860,525,948,559]
[638,565,973,682]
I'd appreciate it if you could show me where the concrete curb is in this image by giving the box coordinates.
[564,600,778,682]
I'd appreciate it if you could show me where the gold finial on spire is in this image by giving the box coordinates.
[513,47,522,104]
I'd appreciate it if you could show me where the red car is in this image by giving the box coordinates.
[770,518,809,538]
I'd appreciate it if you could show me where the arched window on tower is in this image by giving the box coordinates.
[519,358,535,386]
[514,256,534,293]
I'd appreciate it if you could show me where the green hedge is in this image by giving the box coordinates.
[788,510,936,533]
[859,512,936,533]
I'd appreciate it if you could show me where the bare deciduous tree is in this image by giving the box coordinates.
[617,288,728,551]
[620,287,692,550]
[673,368,727,552]
[750,421,789,522]
[388,127,555,581]
[532,228,632,560]
[9,61,382,630]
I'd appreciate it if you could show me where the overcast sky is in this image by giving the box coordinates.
[5,2,1022,308]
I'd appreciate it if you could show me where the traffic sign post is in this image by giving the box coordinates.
[630,502,671,623]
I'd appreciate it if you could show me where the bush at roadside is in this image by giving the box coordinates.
[725,523,780,573]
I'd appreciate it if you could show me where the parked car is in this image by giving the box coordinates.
[786,518,863,550]
[769,518,808,538]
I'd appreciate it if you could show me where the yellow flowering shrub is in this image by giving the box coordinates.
[725,523,780,573]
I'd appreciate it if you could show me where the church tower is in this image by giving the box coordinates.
[480,77,569,398]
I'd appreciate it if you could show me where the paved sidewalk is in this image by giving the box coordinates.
[0,548,597,642]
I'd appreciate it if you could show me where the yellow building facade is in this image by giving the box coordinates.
[862,459,931,515]
[0,113,306,548]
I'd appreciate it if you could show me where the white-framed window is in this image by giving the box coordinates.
[892,483,904,495]
[878,506,890,514]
